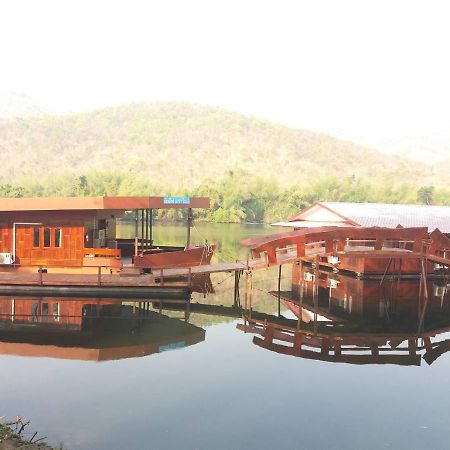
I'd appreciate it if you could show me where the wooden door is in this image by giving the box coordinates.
[15,225,33,264]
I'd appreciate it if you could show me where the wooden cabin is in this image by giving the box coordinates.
[0,196,209,269]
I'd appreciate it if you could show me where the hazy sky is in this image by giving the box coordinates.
[1,0,449,148]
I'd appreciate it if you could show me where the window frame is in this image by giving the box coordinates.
[33,226,40,248]
[43,228,51,248]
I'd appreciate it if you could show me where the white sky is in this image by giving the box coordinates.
[1,0,450,148]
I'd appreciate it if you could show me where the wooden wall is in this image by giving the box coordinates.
[0,211,95,266]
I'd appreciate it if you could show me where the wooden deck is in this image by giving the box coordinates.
[0,225,447,290]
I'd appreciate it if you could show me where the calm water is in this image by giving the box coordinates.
[1,223,450,450]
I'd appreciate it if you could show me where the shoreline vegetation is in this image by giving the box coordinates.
[0,172,448,224]
[0,418,56,449]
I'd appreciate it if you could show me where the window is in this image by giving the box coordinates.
[53,303,60,321]
[44,228,51,248]
[54,228,62,248]
[32,303,39,322]
[33,227,40,247]
[42,303,49,322]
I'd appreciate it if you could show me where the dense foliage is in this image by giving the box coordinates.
[1,170,449,223]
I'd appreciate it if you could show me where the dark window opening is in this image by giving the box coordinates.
[42,303,49,322]
[53,303,59,321]
[54,228,62,248]
[32,303,39,322]
[33,227,40,247]
[44,228,51,248]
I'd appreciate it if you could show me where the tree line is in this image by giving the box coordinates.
[1,170,449,223]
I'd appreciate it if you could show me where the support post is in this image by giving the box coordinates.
[248,270,253,319]
[149,208,153,247]
[134,209,139,256]
[145,209,149,250]
[380,258,393,286]
[97,266,101,286]
[234,270,241,308]
[186,208,193,248]
[244,269,253,315]
[140,209,144,253]
[277,265,282,317]
[297,274,304,330]
[185,297,190,322]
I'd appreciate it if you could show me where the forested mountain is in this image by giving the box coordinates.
[0,102,448,222]
[0,102,443,187]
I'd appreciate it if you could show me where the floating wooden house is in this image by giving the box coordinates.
[0,195,213,292]
[255,202,450,276]
[0,196,209,267]
[242,225,450,277]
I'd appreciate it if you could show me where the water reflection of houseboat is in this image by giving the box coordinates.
[0,297,205,361]
[239,272,450,366]
[0,196,214,293]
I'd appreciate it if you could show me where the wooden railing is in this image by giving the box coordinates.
[244,227,449,267]
[83,248,121,259]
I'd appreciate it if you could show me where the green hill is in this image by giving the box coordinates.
[0,102,448,222]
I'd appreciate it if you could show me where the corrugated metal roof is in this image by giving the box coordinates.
[272,220,350,228]
[320,202,450,232]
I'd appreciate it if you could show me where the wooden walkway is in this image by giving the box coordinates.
[152,247,450,280]
[0,226,448,290]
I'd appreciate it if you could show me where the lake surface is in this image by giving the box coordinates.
[1,223,450,449]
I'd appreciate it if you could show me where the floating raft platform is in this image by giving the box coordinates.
[0,269,191,298]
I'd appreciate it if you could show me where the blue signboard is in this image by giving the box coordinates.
[163,196,190,205]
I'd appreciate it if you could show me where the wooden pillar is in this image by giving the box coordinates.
[145,209,149,250]
[140,209,144,252]
[185,297,190,322]
[244,269,252,315]
[149,208,153,247]
[186,208,193,248]
[334,339,342,356]
[134,209,139,257]
[234,270,240,307]
[277,265,282,317]
[297,270,304,330]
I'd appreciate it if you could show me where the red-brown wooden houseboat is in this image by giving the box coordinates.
[0,196,214,287]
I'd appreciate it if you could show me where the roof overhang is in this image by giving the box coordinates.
[0,196,210,212]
